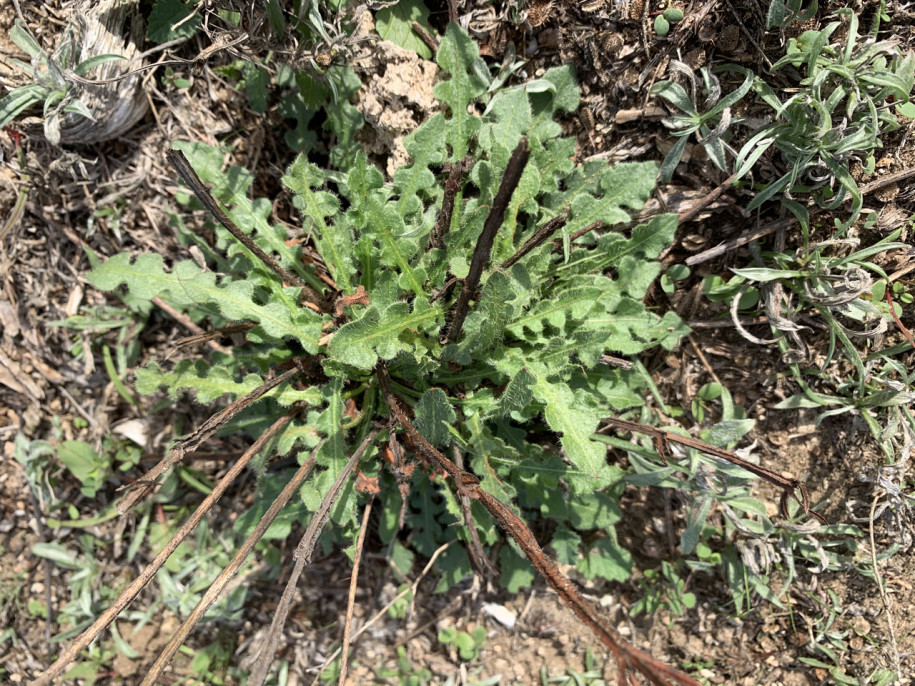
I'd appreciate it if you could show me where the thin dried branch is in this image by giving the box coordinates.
[411,20,440,52]
[859,166,915,196]
[430,155,472,250]
[168,322,255,357]
[445,138,530,342]
[684,166,915,267]
[117,365,302,514]
[451,443,499,580]
[453,443,497,579]
[677,171,741,226]
[684,217,794,267]
[166,149,331,312]
[602,417,828,524]
[553,220,604,251]
[500,214,567,270]
[247,428,381,686]
[311,541,456,686]
[337,498,374,686]
[32,410,299,686]
[376,364,700,686]
[139,435,324,686]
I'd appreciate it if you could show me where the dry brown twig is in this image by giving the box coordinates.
[445,138,530,342]
[116,364,302,514]
[602,417,828,524]
[683,165,915,267]
[246,428,381,686]
[138,436,325,686]
[31,409,302,686]
[376,364,701,686]
[337,498,374,686]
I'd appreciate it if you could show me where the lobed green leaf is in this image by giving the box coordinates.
[329,301,442,369]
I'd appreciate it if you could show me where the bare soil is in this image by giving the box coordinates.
[2,0,914,684]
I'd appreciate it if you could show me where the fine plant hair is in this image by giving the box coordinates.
[36,24,826,686]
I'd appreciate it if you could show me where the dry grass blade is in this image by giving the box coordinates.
[246,428,381,686]
[337,498,374,686]
[117,365,301,514]
[31,409,299,686]
[0,148,29,247]
[869,491,902,676]
[376,364,700,686]
[310,540,456,684]
[138,434,324,686]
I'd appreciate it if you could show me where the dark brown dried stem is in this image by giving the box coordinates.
[139,431,322,686]
[553,220,604,251]
[452,443,498,579]
[169,322,255,356]
[166,149,331,312]
[247,428,381,686]
[500,215,567,270]
[376,364,699,686]
[117,365,302,514]
[683,166,915,267]
[602,417,827,524]
[32,410,300,686]
[151,295,222,350]
[430,155,472,250]
[445,138,530,342]
[677,173,741,226]
[411,20,440,53]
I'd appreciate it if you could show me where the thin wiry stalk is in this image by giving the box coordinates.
[31,409,299,686]
[138,436,325,686]
[247,428,381,686]
[337,497,374,686]
[117,365,302,514]
[310,540,456,685]
[166,149,331,312]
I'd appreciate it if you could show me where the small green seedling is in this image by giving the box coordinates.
[0,20,125,144]
[438,625,488,661]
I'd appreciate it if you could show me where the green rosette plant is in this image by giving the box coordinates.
[77,22,705,686]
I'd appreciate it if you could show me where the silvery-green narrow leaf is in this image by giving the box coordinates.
[0,85,46,128]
